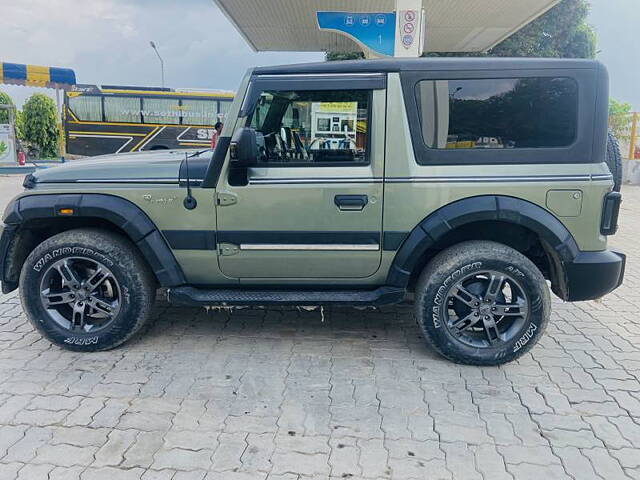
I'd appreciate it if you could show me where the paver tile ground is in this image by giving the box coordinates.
[0,175,639,479]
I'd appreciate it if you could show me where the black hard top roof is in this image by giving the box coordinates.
[253,57,602,75]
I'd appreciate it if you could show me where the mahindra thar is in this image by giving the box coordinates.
[0,58,625,365]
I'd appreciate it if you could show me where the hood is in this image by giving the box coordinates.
[29,149,209,185]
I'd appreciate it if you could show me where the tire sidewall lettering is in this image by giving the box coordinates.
[64,336,99,346]
[513,322,537,353]
[33,247,114,273]
[432,261,482,329]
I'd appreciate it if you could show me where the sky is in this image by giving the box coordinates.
[1,0,638,110]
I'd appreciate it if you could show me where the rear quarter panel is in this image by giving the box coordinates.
[383,73,611,255]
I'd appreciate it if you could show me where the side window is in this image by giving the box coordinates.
[68,95,102,121]
[104,96,141,123]
[142,98,180,125]
[248,89,370,165]
[181,99,218,126]
[218,99,232,121]
[416,78,578,150]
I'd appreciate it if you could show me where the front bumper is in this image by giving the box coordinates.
[563,250,626,302]
[0,223,18,294]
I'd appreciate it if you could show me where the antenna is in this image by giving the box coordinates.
[183,151,197,210]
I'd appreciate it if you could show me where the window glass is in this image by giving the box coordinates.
[218,100,232,121]
[249,90,369,165]
[142,98,180,124]
[104,96,141,123]
[416,78,578,150]
[68,95,102,121]
[181,99,218,126]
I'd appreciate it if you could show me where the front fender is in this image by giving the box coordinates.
[1,193,186,293]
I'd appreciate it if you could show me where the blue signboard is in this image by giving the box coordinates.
[317,12,396,57]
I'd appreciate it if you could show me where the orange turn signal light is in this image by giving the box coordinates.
[58,208,74,216]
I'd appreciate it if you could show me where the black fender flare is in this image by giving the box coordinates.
[386,195,580,292]
[2,193,186,289]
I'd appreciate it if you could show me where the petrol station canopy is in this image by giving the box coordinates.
[0,62,76,90]
[214,0,560,54]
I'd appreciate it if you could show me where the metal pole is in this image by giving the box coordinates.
[56,89,65,159]
[150,41,165,88]
[629,112,638,160]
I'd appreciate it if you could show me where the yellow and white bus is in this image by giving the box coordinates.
[64,84,234,156]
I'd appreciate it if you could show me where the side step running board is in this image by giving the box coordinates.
[167,286,405,307]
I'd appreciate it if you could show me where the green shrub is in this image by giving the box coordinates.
[22,93,60,158]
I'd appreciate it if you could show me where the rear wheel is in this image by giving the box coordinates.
[415,241,550,365]
[20,228,156,351]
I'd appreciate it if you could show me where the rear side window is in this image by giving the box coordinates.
[415,78,578,150]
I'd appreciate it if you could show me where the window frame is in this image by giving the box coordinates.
[401,68,597,166]
[243,76,380,168]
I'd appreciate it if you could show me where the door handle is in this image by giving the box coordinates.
[334,194,368,211]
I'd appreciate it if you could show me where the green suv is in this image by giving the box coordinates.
[0,58,625,365]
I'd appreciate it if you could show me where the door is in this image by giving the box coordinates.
[215,77,386,279]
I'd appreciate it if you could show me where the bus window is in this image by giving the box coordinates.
[104,97,141,123]
[219,100,232,120]
[68,95,103,121]
[181,99,217,126]
[143,98,180,125]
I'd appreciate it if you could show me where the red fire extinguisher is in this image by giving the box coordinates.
[17,151,26,166]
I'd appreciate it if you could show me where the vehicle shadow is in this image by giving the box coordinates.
[127,297,441,360]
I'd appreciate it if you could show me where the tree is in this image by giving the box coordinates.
[14,110,25,141]
[328,0,596,60]
[0,91,16,124]
[489,0,595,58]
[22,93,59,158]
[325,51,364,62]
[609,98,633,141]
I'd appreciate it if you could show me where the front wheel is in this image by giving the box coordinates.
[415,241,550,366]
[19,228,156,352]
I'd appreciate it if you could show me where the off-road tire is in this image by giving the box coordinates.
[415,241,550,366]
[20,228,156,352]
[607,130,623,192]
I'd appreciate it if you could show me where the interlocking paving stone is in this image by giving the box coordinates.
[1,183,640,478]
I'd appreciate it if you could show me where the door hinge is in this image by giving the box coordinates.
[218,243,240,256]
[217,192,237,206]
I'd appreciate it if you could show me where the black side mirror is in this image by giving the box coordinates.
[229,127,258,167]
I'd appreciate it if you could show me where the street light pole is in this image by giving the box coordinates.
[149,41,165,88]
